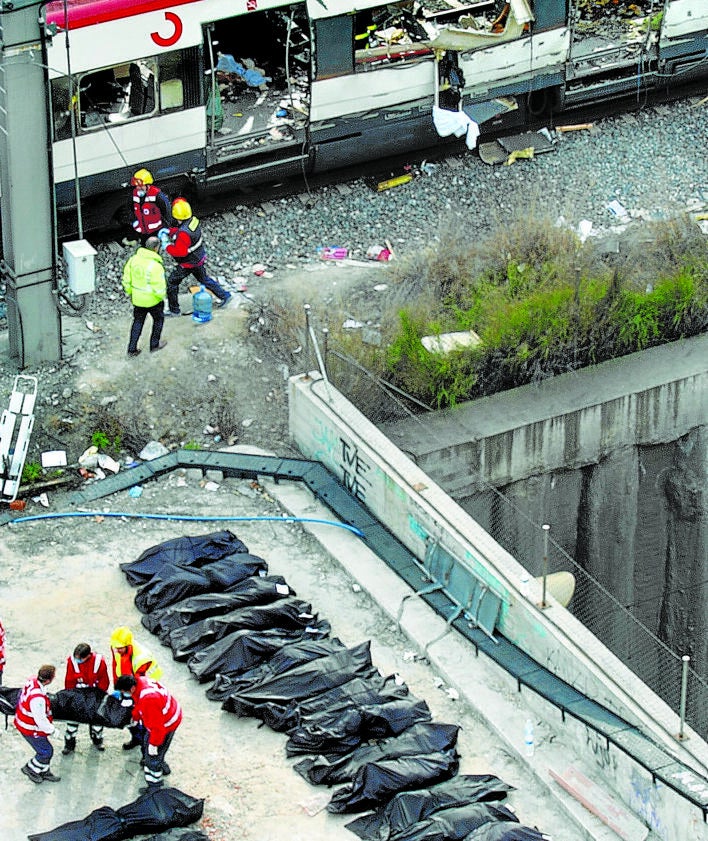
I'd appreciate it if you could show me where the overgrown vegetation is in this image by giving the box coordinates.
[278,213,707,413]
[88,405,151,456]
[21,460,42,484]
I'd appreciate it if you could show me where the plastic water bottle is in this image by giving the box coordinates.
[524,719,535,757]
[192,286,212,323]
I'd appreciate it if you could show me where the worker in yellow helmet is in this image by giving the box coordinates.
[130,167,170,243]
[110,626,162,750]
[164,197,231,315]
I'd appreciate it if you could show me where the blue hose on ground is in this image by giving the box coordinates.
[6,510,364,536]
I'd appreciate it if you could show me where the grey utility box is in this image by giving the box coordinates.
[62,239,97,294]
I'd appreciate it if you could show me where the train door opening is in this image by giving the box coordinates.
[204,3,311,170]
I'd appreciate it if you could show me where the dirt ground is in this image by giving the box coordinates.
[0,466,581,841]
[0,258,389,475]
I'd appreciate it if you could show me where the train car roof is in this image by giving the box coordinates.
[46,0,201,30]
[45,0,401,30]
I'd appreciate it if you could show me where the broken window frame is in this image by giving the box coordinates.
[77,59,158,132]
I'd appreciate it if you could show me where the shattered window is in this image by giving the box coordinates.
[353,2,433,71]
[78,60,157,130]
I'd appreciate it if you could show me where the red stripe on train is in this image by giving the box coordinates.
[45,0,200,31]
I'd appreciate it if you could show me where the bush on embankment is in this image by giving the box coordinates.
[382,213,708,408]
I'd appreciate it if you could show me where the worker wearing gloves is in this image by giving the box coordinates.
[110,626,162,750]
[163,197,231,315]
[62,642,110,755]
[14,664,62,783]
[115,674,182,792]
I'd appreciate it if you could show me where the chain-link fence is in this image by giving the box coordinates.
[317,337,708,741]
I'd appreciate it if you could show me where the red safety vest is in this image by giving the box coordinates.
[166,216,206,268]
[132,185,166,234]
[65,652,110,691]
[132,676,183,746]
[14,676,53,737]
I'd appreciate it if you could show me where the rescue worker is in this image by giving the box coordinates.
[110,626,162,750]
[164,197,231,315]
[62,642,110,755]
[15,664,62,784]
[115,674,182,792]
[130,168,171,242]
[122,235,168,356]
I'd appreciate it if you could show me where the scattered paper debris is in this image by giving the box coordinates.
[41,450,67,468]
[97,453,120,474]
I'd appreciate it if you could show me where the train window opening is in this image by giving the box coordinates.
[353,2,433,71]
[78,60,157,130]
[158,52,186,112]
[205,3,311,153]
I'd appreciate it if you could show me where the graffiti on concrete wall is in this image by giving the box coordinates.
[339,438,371,503]
[629,769,668,840]
[585,726,618,773]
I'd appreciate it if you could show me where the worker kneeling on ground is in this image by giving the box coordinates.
[115,674,182,792]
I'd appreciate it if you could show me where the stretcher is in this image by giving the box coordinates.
[0,375,37,503]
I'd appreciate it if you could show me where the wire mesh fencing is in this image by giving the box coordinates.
[321,339,708,741]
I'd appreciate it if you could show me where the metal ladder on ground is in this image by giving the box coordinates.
[0,375,37,503]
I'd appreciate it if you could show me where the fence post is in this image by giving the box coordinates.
[303,303,311,367]
[322,327,329,377]
[678,654,690,740]
[540,524,551,608]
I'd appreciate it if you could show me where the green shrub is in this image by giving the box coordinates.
[21,461,42,484]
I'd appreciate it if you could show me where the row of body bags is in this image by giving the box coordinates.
[117,530,552,841]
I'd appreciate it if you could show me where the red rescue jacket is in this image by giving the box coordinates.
[65,652,110,692]
[131,676,182,747]
[132,185,170,234]
[14,676,53,737]
[166,216,206,268]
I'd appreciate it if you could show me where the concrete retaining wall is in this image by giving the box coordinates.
[289,369,708,838]
[381,334,707,497]
[380,334,708,696]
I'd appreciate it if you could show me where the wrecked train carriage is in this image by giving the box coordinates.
[44,0,708,232]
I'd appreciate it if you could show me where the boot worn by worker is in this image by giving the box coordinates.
[161,760,171,776]
[91,736,105,752]
[123,733,142,751]
[139,781,164,794]
[62,736,76,755]
[41,770,61,782]
[21,764,44,784]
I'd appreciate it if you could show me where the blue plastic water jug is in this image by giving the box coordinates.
[192,285,212,323]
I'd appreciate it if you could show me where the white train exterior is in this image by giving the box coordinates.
[44,0,708,231]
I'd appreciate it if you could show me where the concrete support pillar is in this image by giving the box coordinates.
[0,4,61,366]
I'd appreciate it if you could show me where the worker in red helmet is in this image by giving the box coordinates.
[130,168,171,242]
[164,197,231,316]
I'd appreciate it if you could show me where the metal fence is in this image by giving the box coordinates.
[314,336,708,741]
